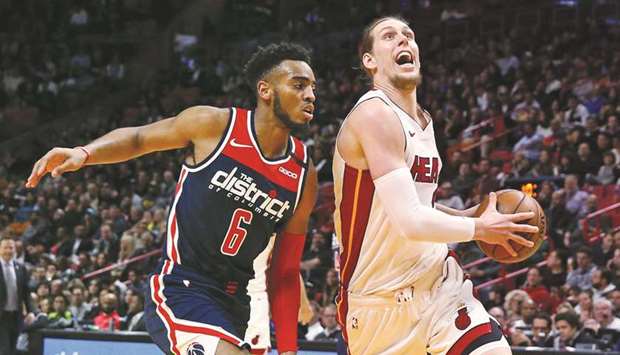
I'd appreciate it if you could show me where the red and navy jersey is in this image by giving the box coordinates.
[155,107,309,305]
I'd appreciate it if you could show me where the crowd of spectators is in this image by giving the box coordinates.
[1,0,620,352]
[0,0,186,141]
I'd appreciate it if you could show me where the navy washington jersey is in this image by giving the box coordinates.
[155,107,309,305]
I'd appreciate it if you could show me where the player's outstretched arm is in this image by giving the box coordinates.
[26,106,228,188]
[345,99,537,254]
[268,160,318,355]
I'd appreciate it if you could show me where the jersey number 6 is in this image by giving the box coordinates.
[220,208,253,256]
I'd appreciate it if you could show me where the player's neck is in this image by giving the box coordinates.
[253,105,290,159]
[374,81,418,118]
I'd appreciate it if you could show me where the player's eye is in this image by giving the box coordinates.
[384,32,395,40]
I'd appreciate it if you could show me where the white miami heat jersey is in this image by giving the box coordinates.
[333,89,449,303]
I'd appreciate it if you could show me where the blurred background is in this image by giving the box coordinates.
[1,0,620,353]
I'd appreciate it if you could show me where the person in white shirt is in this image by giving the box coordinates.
[593,299,620,331]
[305,301,325,341]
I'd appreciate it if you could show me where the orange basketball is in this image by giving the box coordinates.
[474,189,546,264]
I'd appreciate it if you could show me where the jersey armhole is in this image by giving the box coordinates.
[183,107,235,170]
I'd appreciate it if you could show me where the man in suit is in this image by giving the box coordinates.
[1,238,33,355]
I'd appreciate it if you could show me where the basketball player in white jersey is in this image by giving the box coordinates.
[333,17,539,355]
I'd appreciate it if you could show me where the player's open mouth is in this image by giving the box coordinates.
[302,106,314,119]
[395,50,415,68]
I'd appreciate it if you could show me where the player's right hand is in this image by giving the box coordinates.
[473,192,538,257]
[26,147,88,188]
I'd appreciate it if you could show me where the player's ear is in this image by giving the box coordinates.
[362,52,377,72]
[257,80,272,102]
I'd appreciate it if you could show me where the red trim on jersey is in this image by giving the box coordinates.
[446,322,493,355]
[221,108,303,192]
[291,136,306,163]
[168,168,188,264]
[336,165,374,342]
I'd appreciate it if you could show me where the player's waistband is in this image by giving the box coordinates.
[347,253,462,307]
[152,260,248,294]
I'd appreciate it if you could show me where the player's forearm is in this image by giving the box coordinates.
[374,168,475,243]
[435,203,479,218]
[82,127,151,165]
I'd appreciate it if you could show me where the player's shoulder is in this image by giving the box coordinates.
[177,105,231,139]
[346,97,401,138]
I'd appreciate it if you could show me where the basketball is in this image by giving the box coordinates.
[474,189,546,264]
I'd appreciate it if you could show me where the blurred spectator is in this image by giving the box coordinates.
[314,304,341,341]
[592,269,616,301]
[522,267,555,313]
[504,290,531,323]
[593,299,620,332]
[489,306,509,336]
[542,250,567,289]
[68,285,91,323]
[318,268,338,307]
[594,234,615,267]
[300,231,332,287]
[93,292,121,331]
[596,152,620,185]
[47,295,73,329]
[304,301,324,341]
[452,162,476,200]
[562,174,589,215]
[553,310,595,349]
[566,247,597,290]
[575,290,594,323]
[435,182,464,210]
[121,292,145,331]
[531,313,554,347]
[511,299,537,332]
[513,122,543,161]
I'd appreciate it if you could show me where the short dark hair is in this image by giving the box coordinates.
[533,313,552,328]
[358,16,408,78]
[598,268,613,284]
[577,246,592,258]
[555,310,580,329]
[243,42,311,90]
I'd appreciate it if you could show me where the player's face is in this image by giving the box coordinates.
[270,60,316,131]
[366,19,421,89]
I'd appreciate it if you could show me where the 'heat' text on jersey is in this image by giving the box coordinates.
[410,156,439,184]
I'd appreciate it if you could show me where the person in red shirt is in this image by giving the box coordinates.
[523,266,560,313]
[93,293,121,331]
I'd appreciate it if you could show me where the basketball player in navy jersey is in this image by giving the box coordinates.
[26,43,318,355]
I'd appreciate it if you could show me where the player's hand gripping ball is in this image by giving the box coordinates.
[474,189,546,264]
